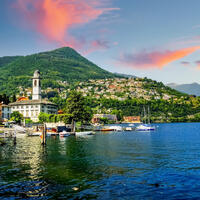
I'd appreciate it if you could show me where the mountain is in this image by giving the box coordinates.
[0,56,20,67]
[167,82,200,96]
[0,47,117,95]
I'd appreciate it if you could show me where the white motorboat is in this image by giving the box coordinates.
[111,126,123,131]
[13,125,27,137]
[59,131,71,137]
[136,124,155,131]
[28,132,42,136]
[101,125,123,132]
[75,131,94,136]
[124,127,134,131]
[13,125,26,133]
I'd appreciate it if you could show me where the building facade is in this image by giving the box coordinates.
[2,104,11,121]
[9,70,57,122]
[123,116,141,123]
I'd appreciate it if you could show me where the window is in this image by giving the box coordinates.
[34,80,37,87]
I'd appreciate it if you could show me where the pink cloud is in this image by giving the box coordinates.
[13,0,118,53]
[117,46,200,69]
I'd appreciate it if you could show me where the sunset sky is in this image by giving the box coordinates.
[1,0,200,84]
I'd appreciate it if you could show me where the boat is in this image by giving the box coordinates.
[13,125,27,137]
[46,132,58,137]
[136,124,155,131]
[59,131,71,137]
[13,125,26,133]
[75,131,94,136]
[136,106,156,132]
[100,125,123,132]
[28,132,42,136]
[124,127,134,131]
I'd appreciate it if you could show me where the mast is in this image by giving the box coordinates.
[143,106,146,124]
[148,106,150,124]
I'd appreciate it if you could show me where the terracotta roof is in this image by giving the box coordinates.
[17,97,29,101]
[9,99,57,106]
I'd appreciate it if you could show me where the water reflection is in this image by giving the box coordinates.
[1,123,200,199]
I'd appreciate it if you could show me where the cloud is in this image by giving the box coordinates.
[13,0,118,52]
[195,60,200,69]
[180,61,190,66]
[117,46,200,69]
[81,39,110,55]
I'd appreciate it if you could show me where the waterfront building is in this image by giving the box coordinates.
[9,70,58,122]
[123,116,141,123]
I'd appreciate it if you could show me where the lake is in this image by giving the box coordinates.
[1,123,200,199]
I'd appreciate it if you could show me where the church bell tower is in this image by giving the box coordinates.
[32,70,41,100]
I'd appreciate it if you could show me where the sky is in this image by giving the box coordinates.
[1,0,200,84]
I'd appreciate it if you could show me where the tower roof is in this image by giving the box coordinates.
[33,70,40,78]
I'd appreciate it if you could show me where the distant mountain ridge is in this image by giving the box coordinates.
[0,47,118,95]
[167,82,200,96]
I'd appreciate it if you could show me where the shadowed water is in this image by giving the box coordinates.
[1,123,200,199]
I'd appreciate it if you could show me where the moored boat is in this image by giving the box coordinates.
[136,124,155,131]
[100,125,123,132]
[59,131,71,137]
[75,131,94,136]
[28,131,42,136]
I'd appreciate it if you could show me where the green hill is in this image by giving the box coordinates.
[0,47,117,95]
[0,56,20,68]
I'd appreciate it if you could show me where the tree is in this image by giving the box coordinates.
[10,111,24,124]
[64,91,93,124]
[10,94,17,103]
[38,112,49,123]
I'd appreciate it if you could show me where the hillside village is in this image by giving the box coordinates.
[19,77,186,102]
[1,48,200,124]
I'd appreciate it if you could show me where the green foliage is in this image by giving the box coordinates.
[49,97,66,110]
[64,91,93,123]
[0,47,117,95]
[0,56,20,67]
[83,96,200,123]
[38,112,72,123]
[10,111,24,124]
[25,119,33,124]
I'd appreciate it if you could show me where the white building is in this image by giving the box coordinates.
[9,70,58,122]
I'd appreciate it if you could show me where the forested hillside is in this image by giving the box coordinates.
[0,47,117,95]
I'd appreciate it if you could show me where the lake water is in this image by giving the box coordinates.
[1,123,200,199]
